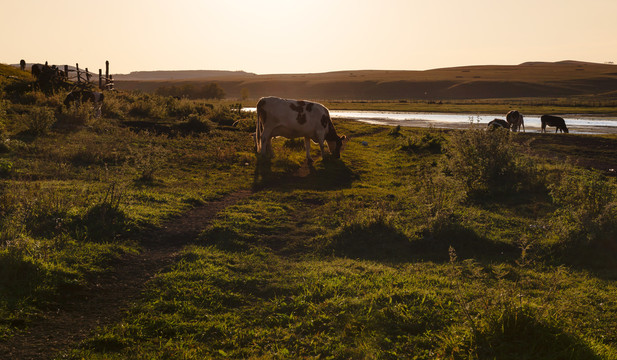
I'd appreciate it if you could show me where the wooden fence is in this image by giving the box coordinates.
[64,60,114,90]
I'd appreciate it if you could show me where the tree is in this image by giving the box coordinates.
[240,87,250,101]
[200,83,225,100]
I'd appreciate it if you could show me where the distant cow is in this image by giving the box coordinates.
[255,96,347,162]
[541,115,569,133]
[64,90,104,117]
[487,118,510,130]
[506,110,525,132]
[31,63,45,79]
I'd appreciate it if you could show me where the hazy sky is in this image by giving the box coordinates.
[2,0,616,74]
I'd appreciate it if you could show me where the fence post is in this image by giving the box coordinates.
[85,67,91,83]
[99,69,103,90]
[105,61,110,88]
[76,63,81,83]
[64,65,69,80]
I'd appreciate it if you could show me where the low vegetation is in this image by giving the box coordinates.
[1,63,617,359]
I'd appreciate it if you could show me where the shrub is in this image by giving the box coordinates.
[443,128,538,196]
[208,105,237,125]
[127,93,166,119]
[101,93,127,120]
[176,114,212,135]
[402,129,445,153]
[24,107,56,135]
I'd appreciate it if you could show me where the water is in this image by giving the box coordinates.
[243,108,617,134]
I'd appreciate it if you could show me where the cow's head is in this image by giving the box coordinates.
[327,135,348,159]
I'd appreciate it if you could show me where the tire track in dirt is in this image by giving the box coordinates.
[0,190,253,360]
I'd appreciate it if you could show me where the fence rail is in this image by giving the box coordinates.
[26,60,114,91]
[67,61,114,90]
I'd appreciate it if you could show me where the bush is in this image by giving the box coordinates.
[444,129,538,196]
[208,105,238,125]
[25,107,56,135]
[402,130,445,153]
[176,114,212,135]
[127,93,166,119]
[101,93,127,120]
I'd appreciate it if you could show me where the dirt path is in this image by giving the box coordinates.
[0,190,253,360]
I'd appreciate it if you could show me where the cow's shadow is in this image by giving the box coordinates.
[252,156,357,192]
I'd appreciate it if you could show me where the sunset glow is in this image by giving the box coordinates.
[2,0,616,74]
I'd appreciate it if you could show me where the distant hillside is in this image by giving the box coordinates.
[113,70,256,81]
[81,61,617,100]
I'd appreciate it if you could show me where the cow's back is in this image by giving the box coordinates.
[257,96,328,139]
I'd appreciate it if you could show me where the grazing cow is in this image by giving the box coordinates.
[506,110,525,132]
[255,96,347,162]
[64,90,104,117]
[541,115,569,133]
[487,118,510,130]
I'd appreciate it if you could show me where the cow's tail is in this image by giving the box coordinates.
[255,107,262,153]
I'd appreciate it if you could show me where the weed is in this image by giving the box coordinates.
[79,182,128,242]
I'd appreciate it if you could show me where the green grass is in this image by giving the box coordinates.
[61,122,617,359]
[1,67,617,358]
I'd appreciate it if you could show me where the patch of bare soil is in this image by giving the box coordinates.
[0,190,252,360]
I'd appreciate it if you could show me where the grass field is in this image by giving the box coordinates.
[1,63,617,359]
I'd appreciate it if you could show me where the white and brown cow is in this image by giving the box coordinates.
[487,118,510,130]
[255,96,347,162]
[506,110,525,132]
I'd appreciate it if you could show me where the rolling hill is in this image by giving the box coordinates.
[113,61,617,100]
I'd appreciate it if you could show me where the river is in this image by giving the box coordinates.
[242,108,617,135]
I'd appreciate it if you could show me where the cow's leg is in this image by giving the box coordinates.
[318,140,326,159]
[304,137,313,163]
[260,128,273,158]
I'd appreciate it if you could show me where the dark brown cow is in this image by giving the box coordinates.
[541,115,569,133]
